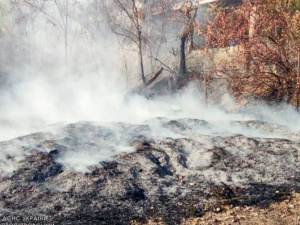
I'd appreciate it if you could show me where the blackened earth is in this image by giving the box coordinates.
[0,118,300,224]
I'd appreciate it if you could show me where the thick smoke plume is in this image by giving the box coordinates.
[0,0,299,174]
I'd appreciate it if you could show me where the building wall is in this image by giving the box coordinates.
[187,46,241,72]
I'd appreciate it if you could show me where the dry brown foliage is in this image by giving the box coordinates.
[196,0,300,107]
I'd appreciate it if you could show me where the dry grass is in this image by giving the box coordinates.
[131,193,300,225]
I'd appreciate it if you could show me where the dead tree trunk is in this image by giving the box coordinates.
[147,67,163,86]
[294,48,300,108]
[138,29,146,87]
[179,33,188,77]
[177,4,198,88]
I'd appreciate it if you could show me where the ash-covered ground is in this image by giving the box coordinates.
[0,114,300,224]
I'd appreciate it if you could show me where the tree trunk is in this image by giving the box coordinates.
[177,34,188,88]
[249,5,257,39]
[64,0,69,65]
[146,67,163,86]
[138,29,146,87]
[294,48,300,108]
[65,30,68,65]
[188,6,198,53]
[179,34,188,77]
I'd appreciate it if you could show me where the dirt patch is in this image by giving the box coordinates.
[133,192,300,225]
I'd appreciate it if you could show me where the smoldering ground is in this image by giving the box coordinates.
[0,0,299,175]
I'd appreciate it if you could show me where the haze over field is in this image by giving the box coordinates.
[0,0,299,142]
[0,1,300,224]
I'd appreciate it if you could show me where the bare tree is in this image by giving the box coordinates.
[0,0,40,67]
[174,1,199,87]
[23,0,70,64]
[103,0,174,89]
[105,0,148,87]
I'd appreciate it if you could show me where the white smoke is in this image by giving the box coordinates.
[0,0,299,174]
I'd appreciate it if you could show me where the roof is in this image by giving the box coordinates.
[173,0,241,10]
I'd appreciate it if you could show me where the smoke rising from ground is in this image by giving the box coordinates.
[0,0,299,174]
[1,75,299,174]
